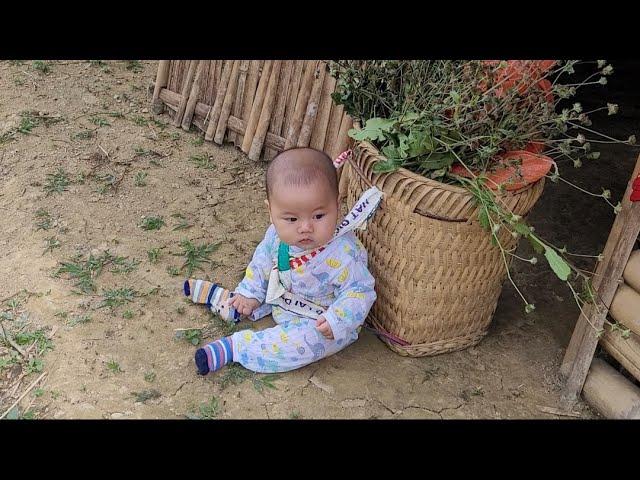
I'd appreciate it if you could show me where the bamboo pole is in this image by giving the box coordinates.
[264,60,294,161]
[282,61,305,146]
[241,60,274,154]
[181,60,206,131]
[297,62,326,148]
[204,60,234,142]
[285,60,318,149]
[249,60,282,161]
[228,60,250,145]
[323,101,344,159]
[333,113,354,160]
[159,89,287,151]
[152,60,170,114]
[310,72,336,151]
[582,358,640,419]
[213,60,242,144]
[237,61,263,147]
[600,329,640,382]
[173,60,198,127]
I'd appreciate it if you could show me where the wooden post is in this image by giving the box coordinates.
[204,60,234,142]
[297,62,326,148]
[310,73,337,151]
[181,60,206,131]
[264,60,294,161]
[285,60,318,149]
[228,60,250,145]
[152,60,171,114]
[241,60,274,154]
[214,60,242,145]
[249,60,282,161]
[282,61,305,147]
[560,154,640,406]
[173,60,198,127]
[236,61,262,148]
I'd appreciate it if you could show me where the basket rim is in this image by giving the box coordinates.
[351,122,539,199]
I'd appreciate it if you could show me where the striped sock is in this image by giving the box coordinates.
[184,279,239,323]
[195,337,233,375]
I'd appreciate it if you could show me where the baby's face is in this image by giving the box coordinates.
[268,179,339,250]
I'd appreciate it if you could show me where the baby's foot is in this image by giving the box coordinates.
[195,336,233,375]
[184,279,239,323]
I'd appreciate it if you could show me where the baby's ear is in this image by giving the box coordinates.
[264,199,272,222]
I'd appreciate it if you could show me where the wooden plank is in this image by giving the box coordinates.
[560,154,640,405]
[213,60,241,144]
[152,60,170,114]
[264,60,294,161]
[285,60,318,149]
[310,71,336,151]
[173,60,197,127]
[204,60,234,141]
[181,60,206,131]
[228,60,250,144]
[249,60,282,161]
[297,62,326,148]
[241,60,274,154]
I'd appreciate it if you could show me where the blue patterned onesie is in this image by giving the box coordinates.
[230,224,377,373]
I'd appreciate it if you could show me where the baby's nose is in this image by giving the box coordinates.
[298,221,313,232]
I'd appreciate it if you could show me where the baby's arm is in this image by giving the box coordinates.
[321,256,377,344]
[233,224,277,306]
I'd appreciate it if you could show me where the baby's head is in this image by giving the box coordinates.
[265,147,339,250]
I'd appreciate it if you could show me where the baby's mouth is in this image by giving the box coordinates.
[299,238,313,245]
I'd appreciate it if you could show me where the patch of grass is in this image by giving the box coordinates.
[35,209,54,230]
[134,171,147,186]
[110,256,140,274]
[34,388,45,398]
[187,397,220,420]
[54,311,68,320]
[176,306,185,315]
[99,287,136,309]
[179,240,221,277]
[43,237,61,254]
[171,213,192,231]
[53,251,115,294]
[139,216,165,231]
[25,358,44,374]
[90,116,110,127]
[191,137,204,147]
[218,364,253,390]
[152,119,167,130]
[0,353,20,371]
[44,168,71,195]
[94,172,117,194]
[32,60,50,74]
[131,389,161,403]
[144,371,156,383]
[175,328,202,346]
[71,129,95,140]
[131,115,148,126]
[106,360,122,373]
[122,309,134,319]
[14,329,53,354]
[288,411,302,419]
[125,60,143,73]
[252,374,281,393]
[167,266,180,276]
[18,113,38,134]
[189,154,216,170]
[0,130,16,145]
[68,313,91,326]
[89,60,111,73]
[147,248,161,264]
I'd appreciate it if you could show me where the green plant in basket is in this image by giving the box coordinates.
[330,60,637,332]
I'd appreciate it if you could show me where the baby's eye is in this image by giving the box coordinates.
[284,217,297,223]
[314,214,325,220]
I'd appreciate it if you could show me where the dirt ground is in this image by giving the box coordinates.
[1,60,638,420]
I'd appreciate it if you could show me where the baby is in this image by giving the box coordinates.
[184,147,379,374]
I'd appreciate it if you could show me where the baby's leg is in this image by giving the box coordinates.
[230,314,359,373]
[183,278,240,322]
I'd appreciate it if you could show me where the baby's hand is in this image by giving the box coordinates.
[315,315,334,340]
[228,294,260,317]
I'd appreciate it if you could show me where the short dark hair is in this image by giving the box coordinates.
[265,147,338,200]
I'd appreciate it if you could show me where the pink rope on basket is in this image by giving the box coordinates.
[333,149,352,169]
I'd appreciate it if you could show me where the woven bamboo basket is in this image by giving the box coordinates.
[345,141,546,356]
